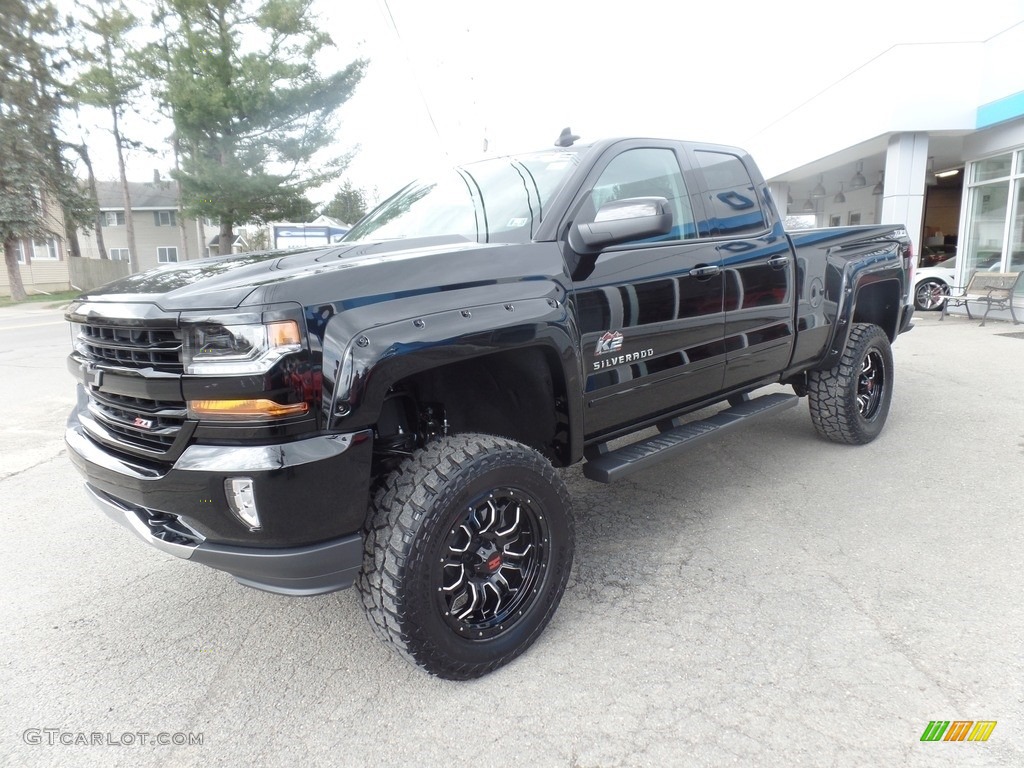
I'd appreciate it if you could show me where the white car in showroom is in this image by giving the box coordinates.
[913,250,1006,310]
[913,255,958,311]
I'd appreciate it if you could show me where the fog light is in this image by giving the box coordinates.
[225,477,261,530]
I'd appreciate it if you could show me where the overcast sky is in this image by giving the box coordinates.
[326,0,1024,197]
[74,0,1024,206]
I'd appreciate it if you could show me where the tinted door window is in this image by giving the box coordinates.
[694,151,767,236]
[585,148,698,242]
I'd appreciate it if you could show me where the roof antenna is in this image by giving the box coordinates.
[554,127,579,147]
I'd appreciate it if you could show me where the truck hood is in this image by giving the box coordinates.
[74,236,554,311]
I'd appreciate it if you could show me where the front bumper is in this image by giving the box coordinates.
[85,484,363,595]
[66,387,374,596]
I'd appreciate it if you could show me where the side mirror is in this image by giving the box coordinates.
[569,196,673,253]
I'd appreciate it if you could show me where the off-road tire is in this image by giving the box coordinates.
[357,433,574,679]
[807,322,894,445]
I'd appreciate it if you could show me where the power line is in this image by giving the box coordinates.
[378,0,446,155]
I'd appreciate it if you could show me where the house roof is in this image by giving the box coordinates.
[312,214,350,228]
[208,234,247,247]
[95,181,181,210]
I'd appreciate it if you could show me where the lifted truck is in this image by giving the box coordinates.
[65,135,913,679]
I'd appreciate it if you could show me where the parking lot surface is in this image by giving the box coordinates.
[1,306,1022,767]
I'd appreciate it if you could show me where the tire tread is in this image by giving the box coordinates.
[356,433,573,679]
[807,322,893,445]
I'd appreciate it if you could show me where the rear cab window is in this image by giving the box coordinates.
[692,150,768,237]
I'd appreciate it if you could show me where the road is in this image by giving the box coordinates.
[1,306,1022,767]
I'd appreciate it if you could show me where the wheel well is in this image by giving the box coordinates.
[375,347,571,470]
[852,280,901,340]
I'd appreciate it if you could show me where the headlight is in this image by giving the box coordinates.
[183,320,302,375]
[69,322,89,356]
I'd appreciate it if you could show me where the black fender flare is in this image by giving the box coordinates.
[319,297,585,462]
[816,244,904,371]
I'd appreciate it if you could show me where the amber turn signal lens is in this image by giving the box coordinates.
[267,320,301,347]
[188,399,309,419]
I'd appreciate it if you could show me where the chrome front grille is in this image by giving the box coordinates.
[87,390,187,452]
[77,324,183,374]
[72,312,187,459]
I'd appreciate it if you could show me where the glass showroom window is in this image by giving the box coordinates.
[961,152,1024,291]
[1009,149,1024,289]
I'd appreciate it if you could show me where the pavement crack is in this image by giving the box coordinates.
[0,449,67,482]
[821,570,966,712]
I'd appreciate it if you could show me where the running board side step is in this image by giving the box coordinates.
[582,392,799,483]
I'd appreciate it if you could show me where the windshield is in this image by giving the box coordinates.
[345,149,582,244]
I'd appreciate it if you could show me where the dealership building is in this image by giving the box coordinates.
[749,21,1024,319]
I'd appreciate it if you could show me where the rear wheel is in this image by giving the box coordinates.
[357,433,574,679]
[807,323,894,445]
[914,279,949,311]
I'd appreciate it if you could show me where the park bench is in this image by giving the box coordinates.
[940,270,1021,326]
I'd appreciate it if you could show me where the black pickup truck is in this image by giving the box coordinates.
[65,135,913,679]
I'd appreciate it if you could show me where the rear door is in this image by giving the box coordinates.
[687,146,796,390]
[566,141,726,438]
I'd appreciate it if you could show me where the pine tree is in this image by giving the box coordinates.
[74,0,143,272]
[0,0,90,300]
[321,181,370,226]
[155,0,366,255]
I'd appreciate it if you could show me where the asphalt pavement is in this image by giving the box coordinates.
[1,306,1022,767]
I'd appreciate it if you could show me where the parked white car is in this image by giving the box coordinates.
[913,256,958,309]
[913,251,1011,310]
[913,256,958,311]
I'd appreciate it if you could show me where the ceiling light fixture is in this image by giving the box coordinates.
[872,171,884,196]
[834,182,846,204]
[811,174,826,198]
[935,168,960,178]
[850,161,867,189]
[803,198,815,212]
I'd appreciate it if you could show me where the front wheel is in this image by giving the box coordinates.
[807,323,894,445]
[914,279,949,311]
[357,433,574,679]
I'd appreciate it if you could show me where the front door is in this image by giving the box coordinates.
[568,143,727,438]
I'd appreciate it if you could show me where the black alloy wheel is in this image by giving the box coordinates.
[358,433,573,679]
[856,348,885,420]
[437,486,548,639]
[807,323,894,445]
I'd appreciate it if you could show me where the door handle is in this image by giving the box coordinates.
[688,265,721,279]
[767,255,789,269]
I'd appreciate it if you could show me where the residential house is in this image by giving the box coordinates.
[78,181,204,273]
[0,187,71,297]
[206,229,250,257]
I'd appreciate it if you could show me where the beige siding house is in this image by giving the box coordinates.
[78,181,204,273]
[0,188,71,297]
